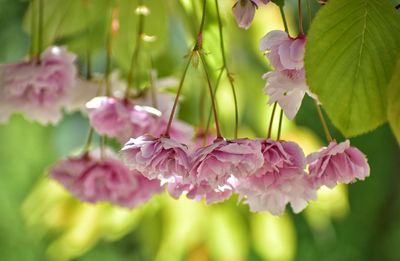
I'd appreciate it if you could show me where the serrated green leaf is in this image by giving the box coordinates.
[305,0,400,137]
[388,57,400,144]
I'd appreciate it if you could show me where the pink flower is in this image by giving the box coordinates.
[232,0,269,30]
[50,150,163,208]
[260,30,306,72]
[263,71,310,120]
[121,134,190,182]
[86,96,161,143]
[189,139,264,188]
[236,139,316,216]
[306,140,370,189]
[0,46,77,124]
[168,176,236,205]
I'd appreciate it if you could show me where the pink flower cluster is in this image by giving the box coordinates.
[86,96,193,144]
[0,46,77,124]
[50,149,163,208]
[260,31,317,119]
[121,135,369,215]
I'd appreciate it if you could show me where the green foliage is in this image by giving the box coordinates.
[388,57,400,144]
[305,0,400,137]
[271,0,285,7]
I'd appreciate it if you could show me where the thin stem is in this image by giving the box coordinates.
[84,1,92,80]
[277,109,284,140]
[125,0,145,99]
[37,0,44,64]
[198,79,206,128]
[200,53,222,139]
[279,6,289,33]
[204,68,223,138]
[267,102,277,139]
[198,0,207,38]
[298,0,304,35]
[275,6,288,139]
[315,102,332,142]
[163,54,194,136]
[105,16,112,96]
[215,0,238,139]
[100,136,107,160]
[82,127,94,154]
[30,0,36,61]
[148,65,158,109]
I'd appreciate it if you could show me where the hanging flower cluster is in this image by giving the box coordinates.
[121,134,369,215]
[50,149,163,208]
[0,0,372,216]
[260,30,318,119]
[0,47,77,124]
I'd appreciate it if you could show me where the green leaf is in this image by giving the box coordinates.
[305,0,400,136]
[388,57,400,144]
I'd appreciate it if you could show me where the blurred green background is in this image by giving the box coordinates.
[0,0,399,260]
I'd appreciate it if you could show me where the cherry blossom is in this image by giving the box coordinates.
[50,150,163,208]
[86,96,161,143]
[0,46,76,124]
[236,139,316,215]
[188,138,264,188]
[232,0,269,29]
[121,134,190,182]
[307,140,370,189]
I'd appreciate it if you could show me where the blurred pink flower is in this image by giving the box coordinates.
[168,176,236,205]
[232,0,269,29]
[86,96,161,143]
[50,150,163,208]
[260,30,306,72]
[236,139,316,216]
[0,46,77,124]
[307,140,370,189]
[189,139,264,188]
[121,134,190,182]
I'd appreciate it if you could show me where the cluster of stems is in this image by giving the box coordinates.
[268,0,332,143]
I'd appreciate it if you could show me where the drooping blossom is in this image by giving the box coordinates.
[306,140,370,189]
[86,96,161,143]
[188,139,264,188]
[121,134,190,183]
[168,176,237,205]
[236,139,316,216]
[0,46,76,124]
[263,71,311,120]
[260,30,306,73]
[232,0,270,29]
[50,149,163,208]
[260,31,317,119]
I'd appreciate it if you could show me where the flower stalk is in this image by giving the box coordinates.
[125,0,146,99]
[37,0,44,64]
[215,0,239,138]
